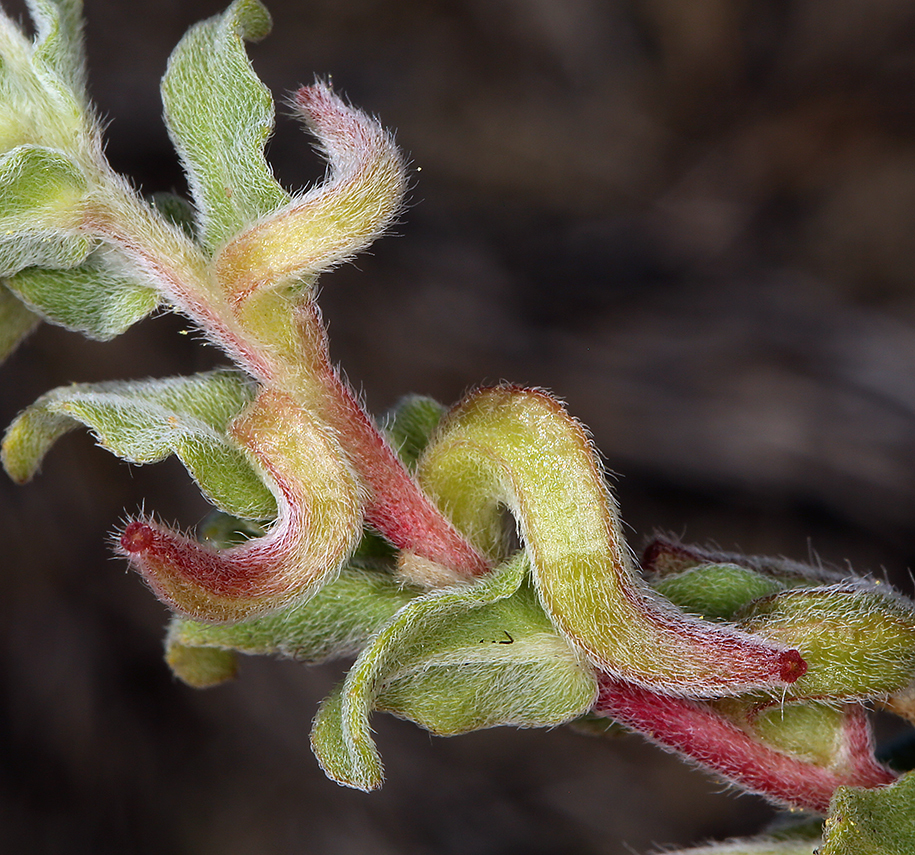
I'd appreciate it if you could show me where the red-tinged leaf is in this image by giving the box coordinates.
[119,388,362,622]
[417,385,805,696]
[594,676,894,814]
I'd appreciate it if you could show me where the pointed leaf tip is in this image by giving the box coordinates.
[121,520,155,553]
[780,649,808,683]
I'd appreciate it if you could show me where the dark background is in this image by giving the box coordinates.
[4,0,915,852]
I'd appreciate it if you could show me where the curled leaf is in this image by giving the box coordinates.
[594,676,894,814]
[740,585,915,699]
[165,643,238,689]
[311,553,597,790]
[0,281,40,363]
[821,769,915,854]
[119,388,362,622]
[0,0,95,155]
[0,145,91,276]
[417,386,804,697]
[214,83,407,308]
[28,0,87,103]
[654,563,785,621]
[381,394,446,473]
[712,697,890,789]
[293,302,488,580]
[642,536,844,587]
[4,245,159,339]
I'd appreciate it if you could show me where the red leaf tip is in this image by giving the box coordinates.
[120,521,154,554]
[778,649,808,683]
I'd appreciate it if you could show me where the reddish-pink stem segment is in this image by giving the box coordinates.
[327,376,489,576]
[593,675,895,814]
[297,303,490,578]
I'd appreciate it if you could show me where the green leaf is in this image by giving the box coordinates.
[165,643,238,689]
[167,565,417,687]
[0,4,93,157]
[822,770,915,854]
[713,695,868,774]
[745,701,848,768]
[161,0,289,253]
[418,386,801,696]
[0,281,40,363]
[211,84,406,305]
[149,192,197,239]
[4,246,159,339]
[643,537,844,588]
[310,553,597,790]
[28,0,87,101]
[741,585,915,699]
[654,563,785,621]
[197,509,267,548]
[381,394,446,472]
[2,369,276,519]
[0,145,90,276]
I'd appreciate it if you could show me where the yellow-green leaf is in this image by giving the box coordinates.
[5,246,159,339]
[0,145,90,276]
[166,565,417,686]
[822,769,915,854]
[741,585,915,699]
[417,386,803,696]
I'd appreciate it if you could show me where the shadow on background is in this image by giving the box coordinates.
[4,0,915,852]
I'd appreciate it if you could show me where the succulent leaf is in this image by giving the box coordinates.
[654,563,785,621]
[713,697,889,787]
[740,585,915,699]
[118,387,363,622]
[821,769,915,854]
[213,83,407,305]
[0,145,91,276]
[594,676,894,814]
[4,245,159,339]
[381,394,447,472]
[27,0,87,102]
[166,565,417,686]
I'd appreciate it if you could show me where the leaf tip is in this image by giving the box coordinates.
[166,640,238,688]
[779,648,808,684]
[120,519,155,554]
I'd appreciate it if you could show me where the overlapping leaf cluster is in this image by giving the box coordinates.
[3,3,915,853]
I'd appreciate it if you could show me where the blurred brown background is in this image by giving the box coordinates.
[4,0,915,852]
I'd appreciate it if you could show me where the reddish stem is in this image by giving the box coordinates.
[297,303,490,578]
[593,675,895,814]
